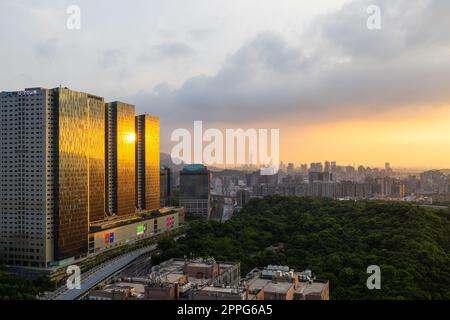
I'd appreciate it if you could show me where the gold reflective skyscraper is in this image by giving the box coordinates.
[136,114,160,211]
[55,88,90,260]
[88,95,106,223]
[106,102,136,216]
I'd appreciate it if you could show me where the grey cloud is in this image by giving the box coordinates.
[158,29,177,39]
[189,28,215,41]
[152,42,195,60]
[222,32,305,74]
[101,49,124,68]
[138,41,196,64]
[34,38,59,59]
[313,0,450,59]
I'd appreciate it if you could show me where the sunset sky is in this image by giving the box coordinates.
[1,0,449,169]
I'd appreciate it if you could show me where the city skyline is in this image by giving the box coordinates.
[2,0,450,305]
[1,0,449,168]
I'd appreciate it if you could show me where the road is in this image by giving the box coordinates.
[45,233,186,300]
[419,204,449,210]
[221,203,235,223]
[47,245,157,300]
[118,253,153,278]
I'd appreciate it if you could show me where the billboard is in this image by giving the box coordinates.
[166,216,175,227]
[137,224,147,235]
[104,232,115,244]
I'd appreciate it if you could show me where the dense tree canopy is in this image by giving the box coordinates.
[0,268,51,300]
[156,196,450,300]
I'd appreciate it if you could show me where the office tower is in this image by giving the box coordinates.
[245,171,259,189]
[300,164,308,174]
[56,88,106,260]
[391,181,406,198]
[287,163,295,176]
[135,114,160,211]
[179,164,211,219]
[236,189,251,208]
[316,162,323,172]
[358,165,366,175]
[1,88,55,267]
[346,166,355,174]
[106,102,136,216]
[160,166,172,207]
[259,170,279,186]
[324,161,331,173]
[308,171,332,183]
[380,177,393,197]
[279,161,286,173]
[310,162,323,172]
[331,161,337,173]
[87,94,106,223]
[405,175,419,194]
[0,87,107,266]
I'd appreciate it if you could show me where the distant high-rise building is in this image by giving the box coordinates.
[300,164,308,174]
[309,172,332,183]
[324,161,331,173]
[310,162,323,172]
[358,165,366,175]
[135,114,160,211]
[331,161,337,173]
[391,181,406,199]
[385,162,391,172]
[279,161,286,173]
[380,177,393,197]
[259,170,279,186]
[287,163,295,175]
[236,189,251,209]
[346,166,355,174]
[106,102,136,216]
[317,163,323,172]
[179,164,211,219]
[160,166,172,207]
[245,171,259,188]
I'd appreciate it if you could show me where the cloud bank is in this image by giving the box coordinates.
[126,0,450,128]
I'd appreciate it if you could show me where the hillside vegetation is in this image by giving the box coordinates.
[157,196,450,300]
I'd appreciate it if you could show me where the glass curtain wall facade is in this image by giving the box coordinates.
[54,88,107,260]
[54,88,90,260]
[136,115,160,211]
[106,102,136,216]
[87,95,106,223]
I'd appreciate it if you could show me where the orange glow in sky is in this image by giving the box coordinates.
[281,106,450,169]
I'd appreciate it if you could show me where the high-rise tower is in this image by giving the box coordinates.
[106,102,136,216]
[135,114,160,211]
[0,87,107,265]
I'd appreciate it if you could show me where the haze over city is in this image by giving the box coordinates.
[1,0,449,168]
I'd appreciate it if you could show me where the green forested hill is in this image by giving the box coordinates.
[157,196,450,300]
